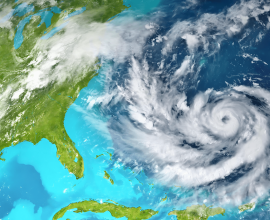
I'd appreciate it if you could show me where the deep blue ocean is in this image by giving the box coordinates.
[2,0,270,219]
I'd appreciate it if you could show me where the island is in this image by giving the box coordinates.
[238,202,255,213]
[95,154,104,159]
[0,0,127,179]
[52,200,159,220]
[103,170,114,185]
[168,204,225,220]
[161,195,167,202]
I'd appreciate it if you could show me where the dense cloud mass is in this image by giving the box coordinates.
[23,16,154,91]
[2,0,270,204]
[83,0,270,204]
[96,59,270,203]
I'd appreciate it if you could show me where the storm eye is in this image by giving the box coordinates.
[222,116,230,123]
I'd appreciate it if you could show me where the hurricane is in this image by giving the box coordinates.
[83,0,270,204]
[3,0,270,218]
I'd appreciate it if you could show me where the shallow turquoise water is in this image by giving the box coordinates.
[2,0,270,219]
[14,6,86,44]
[14,5,62,49]
[41,22,68,40]
[64,7,86,20]
[1,2,173,215]
[0,3,34,23]
[0,64,171,220]
[124,0,160,14]
[13,0,161,48]
[14,15,33,49]
[1,1,237,219]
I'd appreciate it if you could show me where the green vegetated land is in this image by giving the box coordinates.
[95,154,104,159]
[103,170,114,185]
[53,200,159,220]
[161,195,167,202]
[238,202,255,212]
[168,204,225,220]
[0,0,127,178]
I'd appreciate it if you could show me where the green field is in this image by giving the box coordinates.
[53,200,159,220]
[0,0,127,178]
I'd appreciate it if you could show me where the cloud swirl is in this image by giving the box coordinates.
[84,0,270,203]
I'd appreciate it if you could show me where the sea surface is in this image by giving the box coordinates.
[2,0,270,219]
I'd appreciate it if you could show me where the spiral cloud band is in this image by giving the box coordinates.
[82,0,270,203]
[97,56,270,200]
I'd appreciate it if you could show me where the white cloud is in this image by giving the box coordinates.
[83,0,270,203]
[11,88,24,100]
[163,0,270,55]
[99,55,270,204]
[22,16,155,91]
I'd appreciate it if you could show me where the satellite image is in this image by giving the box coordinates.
[1,0,270,219]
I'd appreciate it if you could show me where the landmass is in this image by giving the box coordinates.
[148,183,154,189]
[106,151,112,160]
[238,202,255,213]
[103,170,114,185]
[135,177,143,185]
[168,204,225,220]
[52,200,159,220]
[0,152,5,161]
[161,195,167,202]
[0,0,127,178]
[95,151,112,160]
[95,154,104,159]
